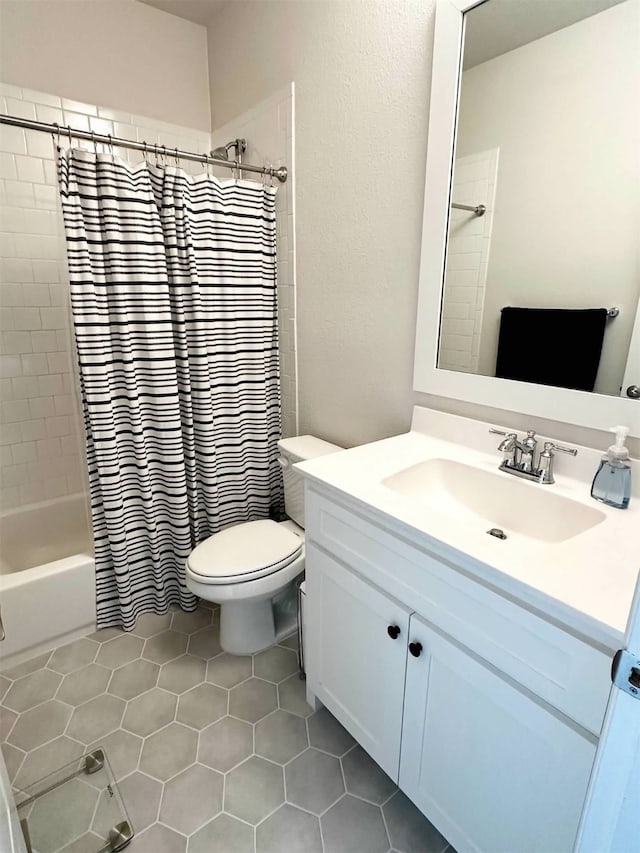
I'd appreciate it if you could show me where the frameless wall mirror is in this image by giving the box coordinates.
[414,0,640,436]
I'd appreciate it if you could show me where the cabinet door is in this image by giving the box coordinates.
[305,543,411,780]
[400,614,596,853]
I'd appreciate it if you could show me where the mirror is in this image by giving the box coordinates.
[414,0,640,435]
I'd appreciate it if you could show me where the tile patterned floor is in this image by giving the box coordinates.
[1,606,454,853]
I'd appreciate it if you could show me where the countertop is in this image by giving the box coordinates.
[295,407,639,651]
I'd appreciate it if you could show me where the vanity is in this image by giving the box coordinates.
[300,0,639,848]
[297,407,639,853]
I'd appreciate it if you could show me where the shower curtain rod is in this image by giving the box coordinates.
[0,113,289,183]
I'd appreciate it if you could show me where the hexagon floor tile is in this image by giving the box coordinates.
[2,619,454,853]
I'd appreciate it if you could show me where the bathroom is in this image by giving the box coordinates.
[0,0,638,851]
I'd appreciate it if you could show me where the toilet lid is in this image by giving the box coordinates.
[187,519,303,583]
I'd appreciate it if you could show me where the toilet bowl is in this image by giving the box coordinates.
[185,436,342,655]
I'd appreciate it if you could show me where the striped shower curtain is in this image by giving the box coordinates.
[57,148,284,629]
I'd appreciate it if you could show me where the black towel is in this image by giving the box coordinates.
[495,307,608,392]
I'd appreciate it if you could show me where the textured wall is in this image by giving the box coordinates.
[208,0,435,447]
[0,0,210,131]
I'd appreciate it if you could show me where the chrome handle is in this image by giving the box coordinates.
[546,442,578,456]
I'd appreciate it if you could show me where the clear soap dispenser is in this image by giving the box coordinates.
[590,425,631,509]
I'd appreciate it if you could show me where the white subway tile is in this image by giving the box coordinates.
[2,330,32,353]
[28,396,55,419]
[0,378,14,400]
[0,284,23,306]
[37,437,62,459]
[0,422,22,445]
[43,159,57,185]
[30,330,58,352]
[54,394,75,416]
[32,260,60,283]
[1,258,34,283]
[0,445,13,467]
[62,98,97,116]
[47,415,71,437]
[6,98,35,120]
[11,441,37,463]
[25,130,55,159]
[0,355,22,378]
[1,399,31,423]
[20,419,47,441]
[10,307,42,330]
[21,353,49,375]
[0,124,27,154]
[15,155,45,184]
[0,152,16,180]
[35,104,65,126]
[98,106,131,123]
[38,373,63,396]
[21,89,61,108]
[1,463,28,487]
[46,351,71,373]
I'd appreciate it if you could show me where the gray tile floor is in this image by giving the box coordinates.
[1,606,454,853]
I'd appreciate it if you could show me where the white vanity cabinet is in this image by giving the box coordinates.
[401,613,596,853]
[304,482,611,853]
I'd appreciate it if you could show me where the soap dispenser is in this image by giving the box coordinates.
[590,425,631,509]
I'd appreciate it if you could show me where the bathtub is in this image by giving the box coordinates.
[0,494,96,670]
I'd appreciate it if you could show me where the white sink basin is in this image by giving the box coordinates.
[382,458,606,545]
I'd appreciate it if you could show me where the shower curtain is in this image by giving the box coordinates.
[57,148,284,629]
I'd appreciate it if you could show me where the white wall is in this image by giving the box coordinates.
[456,2,639,395]
[0,0,210,131]
[208,0,435,448]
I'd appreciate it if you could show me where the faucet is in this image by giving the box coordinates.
[489,428,577,484]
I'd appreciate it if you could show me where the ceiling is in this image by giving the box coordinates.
[138,0,228,26]
[463,0,626,69]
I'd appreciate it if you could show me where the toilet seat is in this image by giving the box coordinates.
[186,519,303,585]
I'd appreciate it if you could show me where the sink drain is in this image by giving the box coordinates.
[487,528,507,540]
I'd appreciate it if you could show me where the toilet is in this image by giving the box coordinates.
[185,436,342,655]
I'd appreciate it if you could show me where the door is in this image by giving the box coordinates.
[574,575,640,852]
[400,614,596,853]
[305,543,411,779]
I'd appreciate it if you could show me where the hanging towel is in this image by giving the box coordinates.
[495,307,608,392]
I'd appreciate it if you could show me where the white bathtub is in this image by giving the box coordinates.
[0,495,96,670]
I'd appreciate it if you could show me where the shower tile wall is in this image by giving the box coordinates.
[210,84,297,438]
[0,83,210,510]
[439,148,499,374]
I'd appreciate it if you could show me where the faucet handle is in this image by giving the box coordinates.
[543,441,578,457]
[489,427,514,437]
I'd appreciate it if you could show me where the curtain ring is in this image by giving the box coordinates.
[107,134,114,156]
[162,145,167,166]
[174,147,179,167]
[67,125,73,148]
[51,122,61,150]
[91,130,98,155]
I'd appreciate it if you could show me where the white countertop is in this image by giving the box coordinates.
[296,407,639,650]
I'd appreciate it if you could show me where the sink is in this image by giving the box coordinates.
[381,458,606,545]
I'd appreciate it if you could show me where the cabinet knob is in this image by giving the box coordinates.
[387,625,400,640]
[409,641,423,658]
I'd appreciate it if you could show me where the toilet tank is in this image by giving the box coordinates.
[277,435,343,528]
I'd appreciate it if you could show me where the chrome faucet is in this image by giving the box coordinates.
[489,428,577,484]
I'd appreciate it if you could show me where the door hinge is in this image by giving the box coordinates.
[611,648,640,700]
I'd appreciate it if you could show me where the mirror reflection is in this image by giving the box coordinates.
[438,0,639,398]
